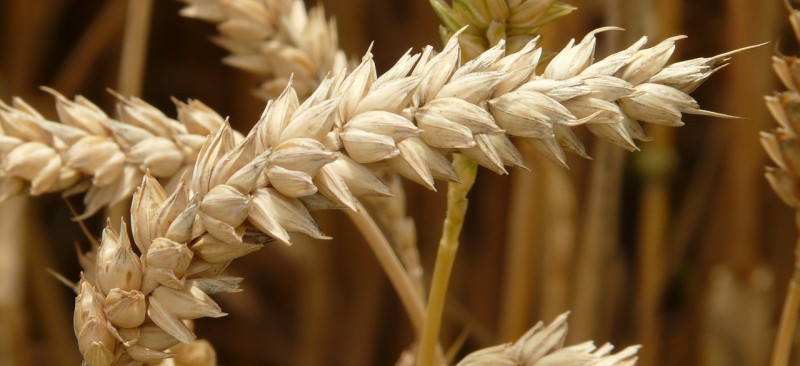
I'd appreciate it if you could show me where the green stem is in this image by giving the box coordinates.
[417,154,477,366]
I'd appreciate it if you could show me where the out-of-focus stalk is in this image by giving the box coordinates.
[1,1,70,365]
[537,155,578,321]
[633,0,681,364]
[772,234,800,366]
[498,149,539,340]
[52,0,127,94]
[117,0,153,97]
[0,198,30,366]
[569,0,631,341]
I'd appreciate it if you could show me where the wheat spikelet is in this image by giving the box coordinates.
[179,0,348,98]
[0,90,232,218]
[763,30,800,208]
[456,313,639,366]
[63,27,750,364]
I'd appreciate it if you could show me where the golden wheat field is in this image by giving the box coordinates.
[0,0,796,365]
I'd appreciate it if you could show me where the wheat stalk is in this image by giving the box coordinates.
[362,173,426,296]
[58,25,753,364]
[179,0,348,98]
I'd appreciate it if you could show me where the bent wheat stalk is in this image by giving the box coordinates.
[55,27,748,364]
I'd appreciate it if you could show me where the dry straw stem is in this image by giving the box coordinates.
[344,202,428,333]
[456,313,639,366]
[499,152,540,340]
[118,0,153,97]
[570,0,635,343]
[764,4,800,365]
[0,198,30,366]
[179,0,347,98]
[362,173,427,296]
[633,0,682,363]
[49,24,746,364]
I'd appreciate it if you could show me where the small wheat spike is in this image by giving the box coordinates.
[178,0,348,98]
[456,312,640,366]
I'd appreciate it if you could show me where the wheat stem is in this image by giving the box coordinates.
[772,236,800,366]
[345,202,427,333]
[417,154,477,366]
[538,157,578,320]
[117,0,153,96]
[0,197,30,365]
[363,174,427,298]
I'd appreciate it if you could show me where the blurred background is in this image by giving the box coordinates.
[0,0,793,365]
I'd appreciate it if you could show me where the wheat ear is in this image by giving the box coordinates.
[764,4,800,366]
[179,0,348,98]
[0,91,234,218]
[63,28,749,364]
